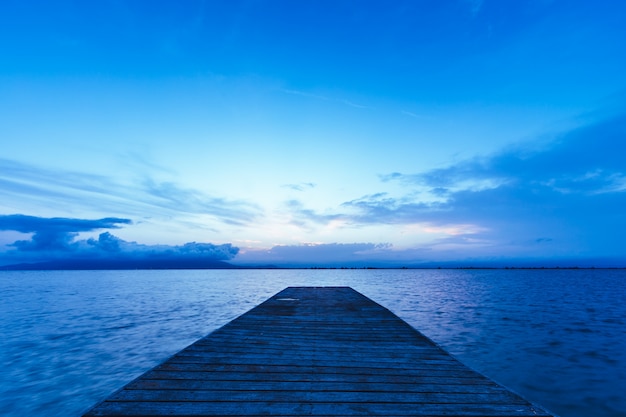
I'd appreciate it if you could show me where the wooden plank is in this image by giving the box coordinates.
[143,369,496,385]
[86,401,552,416]
[126,379,508,393]
[83,286,554,417]
[152,362,474,375]
[108,389,530,404]
[168,355,461,368]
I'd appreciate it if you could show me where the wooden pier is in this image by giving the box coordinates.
[84,286,554,416]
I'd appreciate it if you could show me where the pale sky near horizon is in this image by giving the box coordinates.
[1,0,626,267]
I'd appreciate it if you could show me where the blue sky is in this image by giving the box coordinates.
[1,0,626,267]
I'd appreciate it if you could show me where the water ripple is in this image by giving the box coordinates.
[1,269,625,417]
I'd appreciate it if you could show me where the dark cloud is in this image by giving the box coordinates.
[0,214,131,233]
[0,215,131,252]
[88,231,124,252]
[0,214,238,268]
[83,234,239,262]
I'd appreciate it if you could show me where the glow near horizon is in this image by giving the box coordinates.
[1,0,626,266]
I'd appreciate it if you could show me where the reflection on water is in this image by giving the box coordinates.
[1,269,625,416]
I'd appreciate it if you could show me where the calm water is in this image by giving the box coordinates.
[1,269,625,416]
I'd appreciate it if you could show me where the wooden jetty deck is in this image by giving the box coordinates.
[84,286,554,416]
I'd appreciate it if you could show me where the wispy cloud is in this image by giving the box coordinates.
[283,199,346,229]
[276,111,626,261]
[282,182,316,192]
[401,110,425,119]
[140,179,258,226]
[462,0,484,17]
[370,112,626,256]
[0,159,261,226]
[393,112,626,196]
[280,88,370,109]
[341,193,437,225]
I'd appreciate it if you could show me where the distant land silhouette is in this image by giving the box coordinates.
[0,258,238,270]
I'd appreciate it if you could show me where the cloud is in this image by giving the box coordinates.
[277,111,626,263]
[0,158,261,226]
[280,88,370,109]
[284,199,345,228]
[394,112,626,199]
[0,214,131,233]
[463,0,484,16]
[341,193,437,225]
[401,110,425,119]
[141,178,257,226]
[282,182,316,192]
[235,242,392,267]
[83,233,239,261]
[0,214,238,268]
[0,214,131,252]
[361,112,626,258]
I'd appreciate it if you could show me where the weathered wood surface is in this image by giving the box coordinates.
[84,286,554,416]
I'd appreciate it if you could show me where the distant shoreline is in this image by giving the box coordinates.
[1,263,625,271]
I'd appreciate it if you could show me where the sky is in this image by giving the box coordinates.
[1,0,626,267]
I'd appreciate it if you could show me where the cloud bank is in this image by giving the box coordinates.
[372,113,626,255]
[2,111,624,267]
[0,214,239,269]
[236,242,393,267]
[0,214,131,252]
[280,112,626,265]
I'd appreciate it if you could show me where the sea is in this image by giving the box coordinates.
[1,268,624,417]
